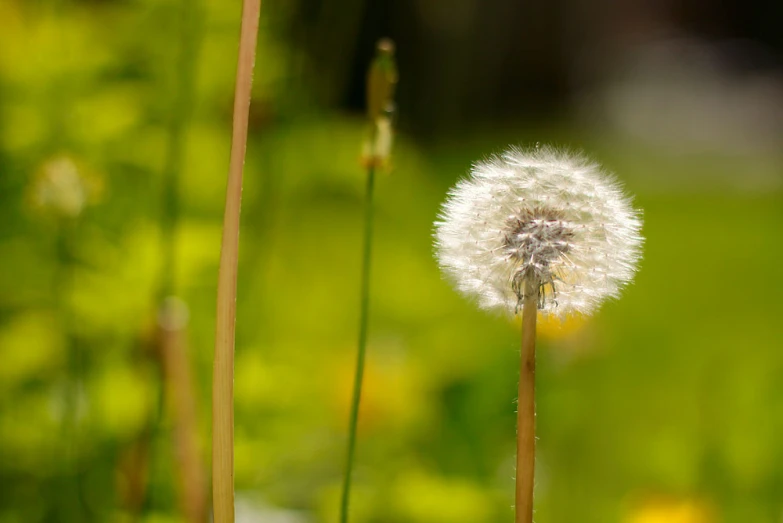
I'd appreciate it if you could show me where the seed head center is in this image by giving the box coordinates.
[502,206,574,308]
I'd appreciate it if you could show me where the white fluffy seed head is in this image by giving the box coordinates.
[434,145,644,317]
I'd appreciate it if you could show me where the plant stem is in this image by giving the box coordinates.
[339,163,376,523]
[212,1,261,522]
[160,300,206,523]
[516,279,538,523]
[159,0,202,302]
[137,0,203,516]
[56,221,86,521]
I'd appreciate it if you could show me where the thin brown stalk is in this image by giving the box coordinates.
[212,1,262,522]
[516,279,538,523]
[160,300,207,523]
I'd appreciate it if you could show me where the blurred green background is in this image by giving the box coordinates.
[1,0,783,522]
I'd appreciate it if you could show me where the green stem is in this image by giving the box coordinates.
[158,0,202,302]
[140,0,203,516]
[339,164,376,523]
[56,220,86,522]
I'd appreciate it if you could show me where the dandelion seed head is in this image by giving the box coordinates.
[29,155,101,219]
[32,156,87,218]
[434,145,643,317]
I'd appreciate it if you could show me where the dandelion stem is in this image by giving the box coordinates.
[340,38,395,523]
[516,279,538,523]
[339,163,376,523]
[212,1,261,522]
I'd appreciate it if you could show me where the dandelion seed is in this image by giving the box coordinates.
[30,155,99,219]
[435,145,643,317]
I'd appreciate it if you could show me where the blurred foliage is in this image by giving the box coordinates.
[1,0,783,522]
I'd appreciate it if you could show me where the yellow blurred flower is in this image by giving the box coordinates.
[536,312,586,340]
[626,496,715,523]
[392,468,493,523]
[332,348,422,432]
